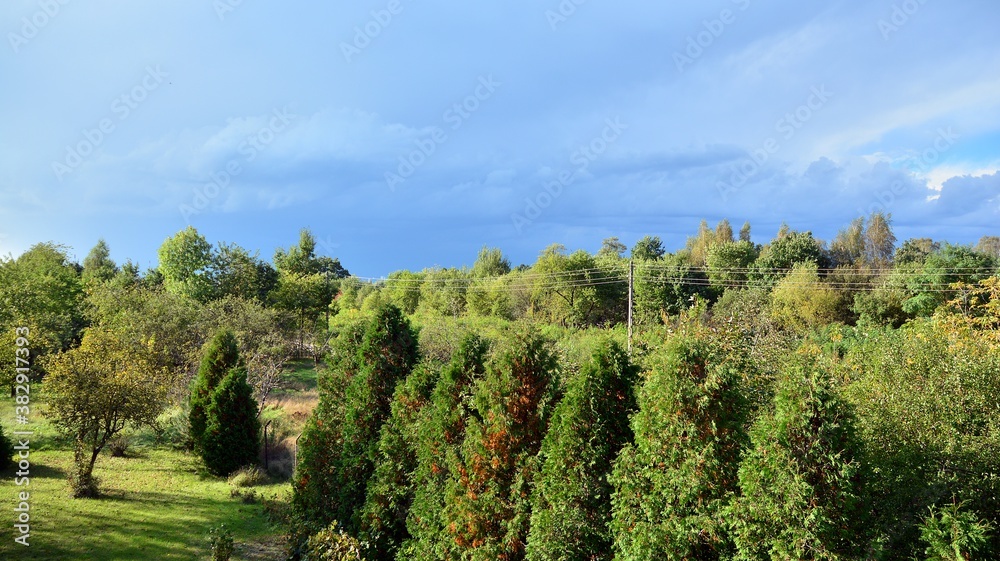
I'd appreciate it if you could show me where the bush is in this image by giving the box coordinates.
[228,465,269,488]
[305,521,367,560]
[731,352,867,560]
[190,330,242,452]
[209,524,235,561]
[201,367,261,476]
[108,435,130,458]
[919,501,994,561]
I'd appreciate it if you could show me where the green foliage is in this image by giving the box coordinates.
[45,329,171,497]
[731,352,866,560]
[904,244,997,316]
[293,304,418,538]
[443,328,558,560]
[404,334,489,561]
[753,230,827,286]
[306,521,368,561]
[631,235,666,261]
[919,501,994,561]
[190,330,243,452]
[610,335,748,560]
[209,524,236,561]
[841,320,1000,557]
[707,239,759,290]
[633,253,713,324]
[157,226,215,302]
[769,261,843,332]
[201,367,261,476]
[526,339,639,561]
[82,239,118,284]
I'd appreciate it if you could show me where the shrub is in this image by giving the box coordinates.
[526,339,639,560]
[201,367,261,476]
[610,335,748,560]
[190,330,242,452]
[919,501,994,561]
[108,435,130,458]
[228,465,269,488]
[731,352,867,560]
[305,521,367,561]
[209,524,235,561]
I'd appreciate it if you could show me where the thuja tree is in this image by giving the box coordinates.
[357,360,439,560]
[190,329,242,451]
[294,304,418,544]
[610,335,748,560]
[730,352,867,560]
[443,328,558,561]
[526,339,639,561]
[291,318,367,548]
[201,366,260,476]
[402,334,489,561]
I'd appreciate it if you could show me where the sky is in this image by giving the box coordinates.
[1,0,998,277]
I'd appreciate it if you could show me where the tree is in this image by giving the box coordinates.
[769,262,842,332]
[715,219,734,244]
[526,340,639,561]
[82,239,118,284]
[903,244,997,317]
[404,335,489,560]
[752,230,826,286]
[610,335,748,560]
[0,423,14,471]
[472,246,512,277]
[731,354,867,560]
[444,329,558,560]
[895,238,940,265]
[598,237,628,259]
[707,240,758,291]
[189,330,243,452]
[44,329,170,497]
[201,366,261,476]
[974,235,1000,260]
[739,221,752,242]
[530,245,604,327]
[686,219,716,267]
[631,236,665,261]
[864,211,896,269]
[829,216,866,268]
[213,242,278,302]
[157,226,215,302]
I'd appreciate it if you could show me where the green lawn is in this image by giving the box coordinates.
[0,366,315,560]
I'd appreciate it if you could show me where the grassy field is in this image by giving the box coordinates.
[0,359,321,560]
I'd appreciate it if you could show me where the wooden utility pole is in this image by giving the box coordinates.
[627,258,634,354]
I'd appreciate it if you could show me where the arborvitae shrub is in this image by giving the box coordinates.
[403,334,489,561]
[202,367,261,476]
[442,328,558,561]
[526,339,639,561]
[292,304,418,547]
[610,335,748,560]
[190,329,242,451]
[731,352,867,560]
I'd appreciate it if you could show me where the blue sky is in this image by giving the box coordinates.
[1,0,998,276]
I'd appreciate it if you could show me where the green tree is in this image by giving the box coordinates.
[715,219,734,244]
[201,367,261,476]
[598,237,628,259]
[769,262,842,332]
[404,335,489,561]
[526,340,639,561]
[864,211,896,269]
[44,329,170,497]
[444,329,558,560]
[829,216,866,268]
[731,353,866,560]
[189,330,243,451]
[610,335,748,560]
[974,235,1000,260]
[213,242,278,302]
[895,238,940,265]
[707,240,759,291]
[631,236,665,261]
[82,239,118,284]
[752,230,827,286]
[919,501,994,561]
[903,244,997,316]
[472,246,512,277]
[158,226,215,302]
[739,221,752,242]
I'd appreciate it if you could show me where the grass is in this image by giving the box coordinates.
[0,357,326,560]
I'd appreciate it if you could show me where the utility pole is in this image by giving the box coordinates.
[627,258,634,354]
